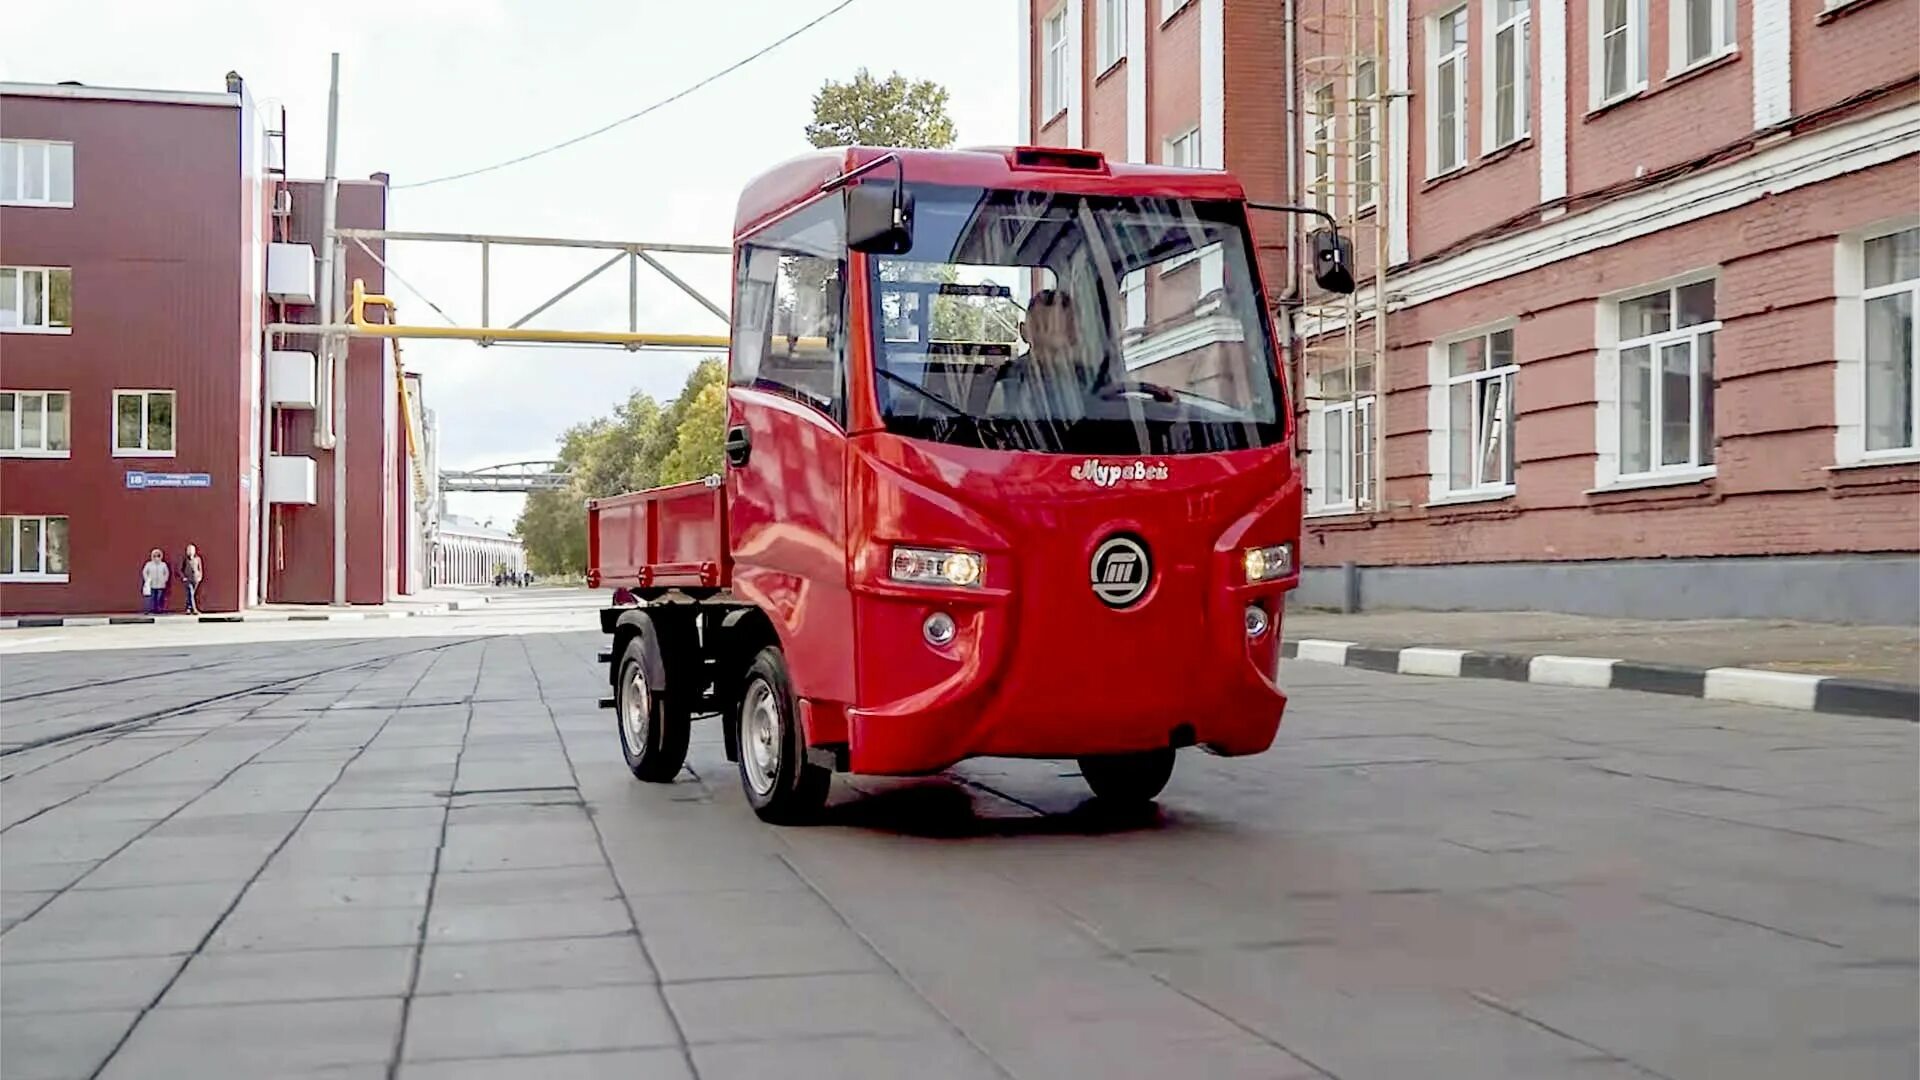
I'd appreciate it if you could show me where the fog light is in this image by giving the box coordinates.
[1244,604,1270,638]
[923,611,957,647]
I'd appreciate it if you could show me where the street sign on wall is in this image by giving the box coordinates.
[125,471,212,490]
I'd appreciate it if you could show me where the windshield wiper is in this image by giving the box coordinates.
[874,368,1005,450]
[875,368,969,418]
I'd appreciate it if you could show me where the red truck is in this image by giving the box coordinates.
[590,145,1353,823]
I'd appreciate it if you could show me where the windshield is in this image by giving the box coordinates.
[867,184,1285,455]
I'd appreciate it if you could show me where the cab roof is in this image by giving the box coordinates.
[733,145,1250,239]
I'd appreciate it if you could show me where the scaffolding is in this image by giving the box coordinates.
[1296,0,1393,514]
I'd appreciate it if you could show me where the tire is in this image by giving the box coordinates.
[1078,748,1176,804]
[734,646,830,824]
[615,642,689,783]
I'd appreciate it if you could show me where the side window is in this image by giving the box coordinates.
[730,200,847,424]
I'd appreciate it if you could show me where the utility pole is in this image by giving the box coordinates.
[321,52,347,607]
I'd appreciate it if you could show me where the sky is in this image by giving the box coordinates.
[1,0,1019,526]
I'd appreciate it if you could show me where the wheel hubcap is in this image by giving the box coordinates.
[621,666,650,755]
[741,679,781,797]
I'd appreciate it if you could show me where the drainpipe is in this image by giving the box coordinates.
[313,52,340,454]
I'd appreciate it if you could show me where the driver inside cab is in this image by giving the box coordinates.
[995,288,1110,425]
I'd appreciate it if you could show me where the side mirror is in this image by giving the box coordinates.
[1310,228,1355,295]
[847,183,914,255]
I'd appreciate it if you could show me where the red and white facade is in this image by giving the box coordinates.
[1021,0,1920,622]
[0,78,426,616]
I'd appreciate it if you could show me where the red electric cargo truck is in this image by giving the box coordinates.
[589,145,1353,823]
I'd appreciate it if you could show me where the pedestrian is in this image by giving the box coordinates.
[179,543,204,615]
[141,549,170,615]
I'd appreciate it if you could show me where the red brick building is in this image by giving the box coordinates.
[0,77,418,615]
[1019,0,1919,623]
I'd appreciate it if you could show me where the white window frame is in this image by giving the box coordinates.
[1599,276,1720,486]
[1671,0,1736,75]
[1593,0,1650,107]
[1353,60,1380,212]
[0,266,73,334]
[1156,128,1211,276]
[1042,6,1070,121]
[0,514,70,583]
[1431,328,1519,500]
[1,139,75,208]
[113,389,177,458]
[1429,5,1470,177]
[1485,0,1532,152]
[1307,83,1337,214]
[1097,0,1127,73]
[1308,367,1377,515]
[0,390,72,458]
[1161,0,1193,25]
[1835,222,1920,466]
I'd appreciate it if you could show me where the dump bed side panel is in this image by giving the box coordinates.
[586,482,727,589]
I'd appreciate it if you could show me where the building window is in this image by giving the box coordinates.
[0,391,71,456]
[1489,0,1531,149]
[1097,0,1127,72]
[1863,226,1918,454]
[0,515,69,582]
[1444,330,1518,492]
[114,390,176,457]
[1617,281,1718,476]
[1,140,74,207]
[1161,0,1193,24]
[1431,6,1469,175]
[1308,84,1336,213]
[1598,0,1650,104]
[0,267,73,332]
[1165,126,1201,169]
[1353,60,1379,211]
[1675,0,1735,71]
[1042,6,1070,120]
[1312,365,1376,512]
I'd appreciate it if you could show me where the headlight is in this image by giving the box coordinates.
[890,546,984,588]
[1242,543,1294,583]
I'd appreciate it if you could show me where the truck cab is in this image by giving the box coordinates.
[591,145,1352,822]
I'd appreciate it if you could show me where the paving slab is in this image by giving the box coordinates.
[398,1048,693,1080]
[401,984,680,1061]
[415,934,656,995]
[0,1007,142,1080]
[100,997,404,1078]
[165,945,416,1005]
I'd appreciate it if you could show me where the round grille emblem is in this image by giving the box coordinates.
[1090,535,1152,609]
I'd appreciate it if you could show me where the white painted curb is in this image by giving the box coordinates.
[1295,639,1356,664]
[1528,655,1619,688]
[1704,667,1824,710]
[1398,647,1467,677]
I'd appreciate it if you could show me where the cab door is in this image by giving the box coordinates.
[724,198,856,711]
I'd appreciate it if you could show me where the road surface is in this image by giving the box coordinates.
[2,591,1914,1079]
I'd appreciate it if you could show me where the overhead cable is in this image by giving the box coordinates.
[393,0,857,191]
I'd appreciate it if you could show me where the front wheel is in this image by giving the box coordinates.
[735,646,830,824]
[1077,748,1176,804]
[616,645,689,783]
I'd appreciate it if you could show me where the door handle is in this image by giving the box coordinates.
[724,425,751,467]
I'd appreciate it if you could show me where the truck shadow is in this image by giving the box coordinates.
[819,777,1177,839]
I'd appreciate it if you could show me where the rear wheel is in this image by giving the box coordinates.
[616,643,689,783]
[735,646,830,824]
[1077,748,1176,804]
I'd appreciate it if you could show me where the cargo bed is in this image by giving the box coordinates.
[585,479,727,591]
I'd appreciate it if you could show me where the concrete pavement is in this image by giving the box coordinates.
[0,594,1914,1078]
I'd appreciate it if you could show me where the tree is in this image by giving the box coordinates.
[805,69,957,150]
[512,359,728,574]
[658,380,727,485]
